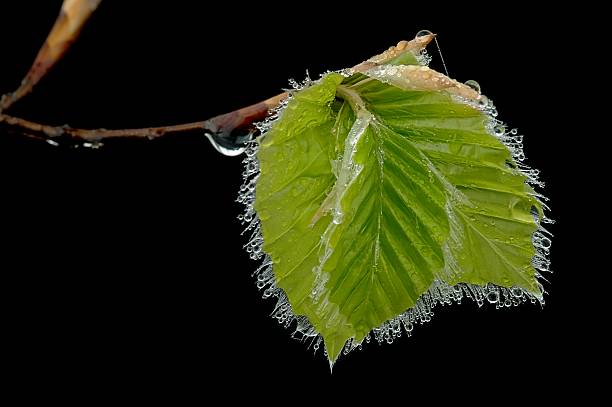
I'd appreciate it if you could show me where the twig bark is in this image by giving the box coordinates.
[0,93,287,143]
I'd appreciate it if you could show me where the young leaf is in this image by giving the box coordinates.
[241,36,551,366]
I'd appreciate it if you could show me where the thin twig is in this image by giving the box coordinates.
[0,0,288,145]
[0,92,287,143]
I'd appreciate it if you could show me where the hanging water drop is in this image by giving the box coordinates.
[464,80,481,94]
[204,129,253,156]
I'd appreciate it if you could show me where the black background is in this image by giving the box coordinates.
[0,1,590,399]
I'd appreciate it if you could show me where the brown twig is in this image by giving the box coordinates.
[0,92,287,143]
[0,0,102,112]
[0,0,288,147]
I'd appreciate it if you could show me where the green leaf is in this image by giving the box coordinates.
[246,41,549,365]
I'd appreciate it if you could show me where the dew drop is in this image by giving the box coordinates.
[83,141,102,149]
[416,29,434,38]
[464,80,481,94]
[511,287,523,298]
[539,236,552,249]
[332,209,344,225]
[477,95,489,108]
[493,124,506,136]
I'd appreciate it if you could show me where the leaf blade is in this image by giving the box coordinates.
[254,64,545,364]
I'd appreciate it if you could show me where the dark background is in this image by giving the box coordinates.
[0,1,590,399]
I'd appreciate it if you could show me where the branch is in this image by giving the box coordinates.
[0,92,287,146]
[0,0,290,152]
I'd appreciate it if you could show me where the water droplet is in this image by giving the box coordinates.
[205,130,253,156]
[416,29,434,38]
[83,141,102,149]
[464,80,481,94]
[511,287,523,298]
[510,128,518,135]
[332,208,344,224]
[486,291,499,303]
[493,124,506,136]
[477,95,489,108]
[539,236,552,249]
